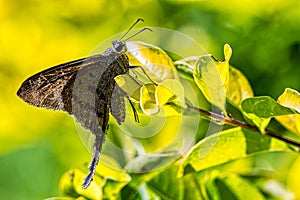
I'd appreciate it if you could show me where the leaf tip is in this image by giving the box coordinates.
[224,44,232,61]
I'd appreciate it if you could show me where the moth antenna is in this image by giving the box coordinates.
[119,18,144,40]
[124,27,153,41]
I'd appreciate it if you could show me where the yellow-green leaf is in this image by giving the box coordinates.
[174,56,199,80]
[96,156,131,183]
[241,96,298,133]
[177,127,288,177]
[217,44,231,90]
[96,157,131,199]
[155,79,186,116]
[139,80,186,117]
[175,45,266,132]
[125,153,181,173]
[58,157,131,200]
[275,88,300,135]
[243,113,271,134]
[59,169,103,200]
[227,66,254,107]
[223,44,232,61]
[193,44,231,113]
[287,155,300,198]
[140,84,159,115]
[126,41,179,83]
[174,45,253,109]
[227,65,266,132]
[193,55,227,113]
[138,115,182,152]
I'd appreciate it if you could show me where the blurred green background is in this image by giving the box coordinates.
[1,0,300,199]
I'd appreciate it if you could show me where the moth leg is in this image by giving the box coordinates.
[127,71,142,87]
[82,133,105,189]
[125,94,140,123]
[129,69,138,79]
[129,66,157,85]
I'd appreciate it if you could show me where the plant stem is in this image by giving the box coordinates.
[186,104,300,148]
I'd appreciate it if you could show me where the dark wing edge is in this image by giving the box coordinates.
[16,54,105,111]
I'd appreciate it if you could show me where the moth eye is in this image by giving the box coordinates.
[115,44,125,52]
[112,40,126,53]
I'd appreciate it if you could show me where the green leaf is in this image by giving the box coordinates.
[195,171,265,200]
[182,175,204,200]
[103,179,129,200]
[202,172,224,200]
[241,96,297,118]
[221,174,265,200]
[177,127,289,177]
[45,197,75,200]
[127,158,179,191]
[191,151,296,200]
[147,166,184,200]
[275,88,300,135]
[128,172,163,192]
[197,151,294,181]
[137,184,161,200]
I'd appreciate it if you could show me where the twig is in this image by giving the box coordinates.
[186,104,300,148]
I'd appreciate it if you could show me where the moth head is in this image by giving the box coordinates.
[112,40,127,53]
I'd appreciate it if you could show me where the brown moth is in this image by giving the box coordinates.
[17,19,149,189]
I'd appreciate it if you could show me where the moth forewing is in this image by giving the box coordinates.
[16,55,104,111]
